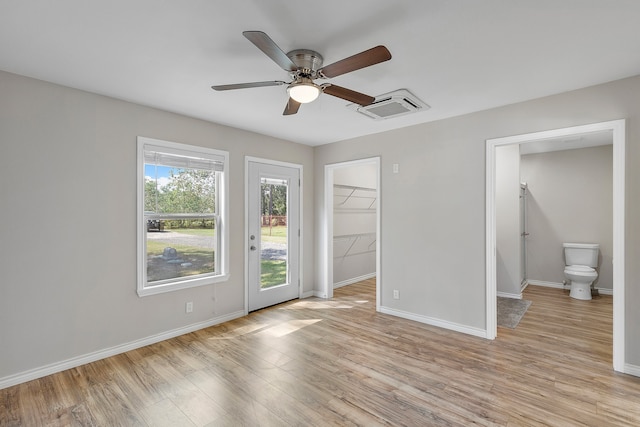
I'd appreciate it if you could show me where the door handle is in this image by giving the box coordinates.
[250,245,257,251]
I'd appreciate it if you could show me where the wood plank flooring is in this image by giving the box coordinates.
[2,280,640,426]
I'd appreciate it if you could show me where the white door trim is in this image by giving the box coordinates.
[323,157,381,311]
[485,119,626,373]
[244,156,303,314]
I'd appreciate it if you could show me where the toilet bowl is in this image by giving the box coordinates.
[563,243,599,301]
[564,265,598,300]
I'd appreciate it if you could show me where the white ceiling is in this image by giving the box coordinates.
[1,1,640,146]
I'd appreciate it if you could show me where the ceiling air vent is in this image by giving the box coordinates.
[347,89,429,120]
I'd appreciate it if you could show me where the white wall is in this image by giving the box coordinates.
[314,74,640,366]
[4,68,640,384]
[0,70,314,384]
[333,163,377,285]
[521,145,613,290]
[496,145,522,297]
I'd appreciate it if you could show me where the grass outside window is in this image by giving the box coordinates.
[260,225,287,288]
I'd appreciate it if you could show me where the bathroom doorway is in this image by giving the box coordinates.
[486,120,625,372]
[323,158,381,309]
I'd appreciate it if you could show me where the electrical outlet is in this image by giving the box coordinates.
[393,290,400,299]
[185,301,193,313]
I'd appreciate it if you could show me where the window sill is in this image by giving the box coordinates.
[137,273,230,297]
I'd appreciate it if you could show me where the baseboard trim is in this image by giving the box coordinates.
[527,280,565,289]
[528,280,614,295]
[379,306,487,339]
[333,272,376,289]
[497,291,523,299]
[300,290,315,298]
[0,310,245,390]
[623,363,640,378]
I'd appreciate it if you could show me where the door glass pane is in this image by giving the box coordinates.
[260,178,288,289]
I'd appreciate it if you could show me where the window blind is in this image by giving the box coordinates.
[143,146,224,172]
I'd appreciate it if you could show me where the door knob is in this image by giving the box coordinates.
[250,245,257,251]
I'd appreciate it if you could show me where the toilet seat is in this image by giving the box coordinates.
[564,265,596,276]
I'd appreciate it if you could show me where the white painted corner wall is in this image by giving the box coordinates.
[0,70,315,388]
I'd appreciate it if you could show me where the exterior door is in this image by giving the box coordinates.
[247,160,300,311]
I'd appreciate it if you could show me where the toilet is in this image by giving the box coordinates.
[563,243,599,300]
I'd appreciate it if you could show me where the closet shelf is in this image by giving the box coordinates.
[334,184,376,211]
[334,232,376,240]
[333,232,376,259]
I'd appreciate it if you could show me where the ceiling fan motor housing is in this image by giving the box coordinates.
[287,49,323,77]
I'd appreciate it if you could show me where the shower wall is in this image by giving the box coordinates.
[520,145,613,291]
[495,144,522,298]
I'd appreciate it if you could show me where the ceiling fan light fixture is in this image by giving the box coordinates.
[213,31,392,115]
[287,79,321,103]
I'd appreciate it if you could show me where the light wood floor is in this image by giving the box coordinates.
[2,280,640,426]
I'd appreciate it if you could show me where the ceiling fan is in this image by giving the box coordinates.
[211,31,392,115]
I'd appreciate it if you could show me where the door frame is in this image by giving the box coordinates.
[244,156,303,314]
[485,119,625,372]
[323,157,381,310]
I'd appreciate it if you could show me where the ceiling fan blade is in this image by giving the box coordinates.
[211,81,286,91]
[319,45,391,78]
[243,31,298,72]
[283,98,301,115]
[323,85,375,106]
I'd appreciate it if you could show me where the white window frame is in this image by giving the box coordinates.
[137,136,229,297]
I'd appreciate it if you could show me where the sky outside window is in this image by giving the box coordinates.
[145,164,173,189]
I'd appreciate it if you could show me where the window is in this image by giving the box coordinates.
[137,137,229,296]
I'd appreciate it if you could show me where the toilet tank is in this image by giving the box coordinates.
[563,243,599,267]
